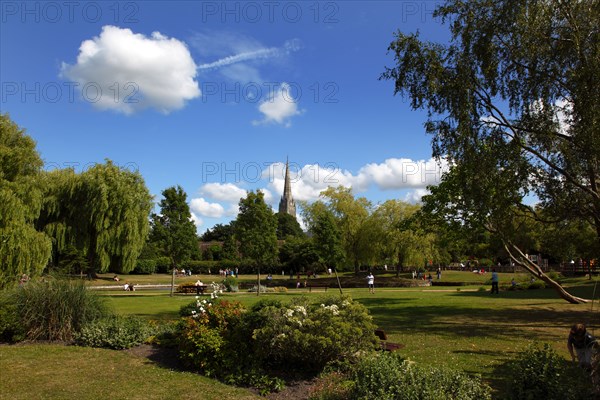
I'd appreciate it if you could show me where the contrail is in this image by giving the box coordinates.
[197,39,300,71]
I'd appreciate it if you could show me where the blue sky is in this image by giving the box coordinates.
[1,1,451,233]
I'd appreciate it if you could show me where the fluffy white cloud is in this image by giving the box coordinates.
[190,212,204,229]
[404,188,429,204]
[200,183,247,203]
[61,25,200,114]
[264,158,447,204]
[190,198,225,218]
[356,158,448,189]
[252,83,303,127]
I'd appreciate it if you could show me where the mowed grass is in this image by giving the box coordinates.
[2,272,598,398]
[0,344,260,400]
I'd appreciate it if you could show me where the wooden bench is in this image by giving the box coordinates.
[308,285,329,292]
[375,329,404,352]
[178,285,209,295]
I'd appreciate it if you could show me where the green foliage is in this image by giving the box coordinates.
[177,299,245,376]
[175,296,378,393]
[74,315,153,349]
[309,207,344,270]
[39,161,153,275]
[132,259,157,274]
[222,276,238,292]
[151,186,199,269]
[276,212,304,239]
[11,277,111,341]
[251,296,379,372]
[505,343,593,400]
[235,190,278,266]
[349,352,491,400]
[154,256,173,273]
[308,371,355,400]
[0,114,52,288]
[279,235,320,272]
[0,290,25,342]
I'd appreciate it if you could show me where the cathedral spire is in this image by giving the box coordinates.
[278,158,296,218]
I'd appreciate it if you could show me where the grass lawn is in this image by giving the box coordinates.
[0,344,260,400]
[2,272,598,399]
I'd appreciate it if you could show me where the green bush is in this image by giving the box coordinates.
[251,296,379,373]
[177,299,245,376]
[75,315,153,349]
[0,291,25,342]
[349,352,491,400]
[222,276,238,292]
[527,280,546,290]
[505,343,593,400]
[132,259,157,274]
[308,371,354,400]
[154,257,172,273]
[12,277,110,341]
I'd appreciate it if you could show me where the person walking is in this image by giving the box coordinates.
[367,272,375,294]
[491,269,499,294]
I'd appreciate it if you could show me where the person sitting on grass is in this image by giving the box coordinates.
[568,323,597,370]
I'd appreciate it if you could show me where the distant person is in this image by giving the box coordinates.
[367,272,375,294]
[436,267,441,280]
[195,279,204,295]
[113,274,120,282]
[427,274,433,285]
[123,283,129,291]
[568,323,597,369]
[511,278,518,288]
[129,283,135,291]
[491,269,499,294]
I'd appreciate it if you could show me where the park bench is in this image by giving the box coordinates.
[178,284,209,295]
[375,329,404,352]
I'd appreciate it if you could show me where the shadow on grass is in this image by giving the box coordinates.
[359,299,595,341]
[450,284,600,301]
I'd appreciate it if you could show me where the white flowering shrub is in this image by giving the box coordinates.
[251,296,378,372]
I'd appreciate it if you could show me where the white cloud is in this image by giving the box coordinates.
[404,188,429,204]
[200,183,247,203]
[61,25,200,114]
[356,158,448,189]
[252,83,303,127]
[264,158,447,204]
[190,212,204,229]
[189,198,225,218]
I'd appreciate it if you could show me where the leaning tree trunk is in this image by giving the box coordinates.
[504,242,589,304]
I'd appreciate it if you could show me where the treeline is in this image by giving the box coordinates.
[2,113,597,288]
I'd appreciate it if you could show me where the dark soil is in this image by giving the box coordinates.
[124,344,316,400]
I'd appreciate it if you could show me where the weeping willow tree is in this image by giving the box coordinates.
[0,114,52,288]
[39,161,153,276]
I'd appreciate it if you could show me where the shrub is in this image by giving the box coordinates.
[349,352,492,400]
[154,257,172,273]
[74,315,153,349]
[527,280,546,290]
[12,277,110,341]
[222,276,238,292]
[505,343,593,400]
[0,291,25,342]
[308,371,354,400]
[251,296,379,373]
[177,299,245,376]
[132,259,156,274]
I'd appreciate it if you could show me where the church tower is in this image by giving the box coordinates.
[278,159,296,218]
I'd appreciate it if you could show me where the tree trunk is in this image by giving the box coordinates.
[504,242,589,304]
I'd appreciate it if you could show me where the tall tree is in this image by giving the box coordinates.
[151,186,199,269]
[310,207,344,271]
[382,0,599,303]
[0,114,51,287]
[320,187,373,274]
[40,161,153,275]
[235,190,278,268]
[276,212,304,239]
[372,200,437,276]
